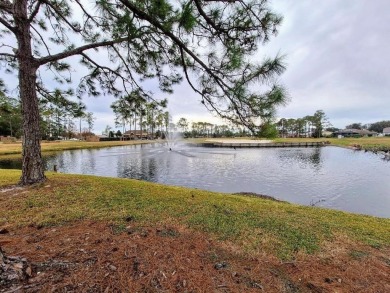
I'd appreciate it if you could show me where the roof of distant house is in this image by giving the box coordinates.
[383,127,390,133]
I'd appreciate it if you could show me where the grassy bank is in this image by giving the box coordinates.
[1,169,388,259]
[0,140,154,158]
[275,137,390,150]
[2,137,389,157]
[188,136,390,150]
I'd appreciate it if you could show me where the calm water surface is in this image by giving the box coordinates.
[1,144,389,218]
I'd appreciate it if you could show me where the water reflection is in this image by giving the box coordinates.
[0,144,389,218]
[0,158,22,169]
[278,147,322,171]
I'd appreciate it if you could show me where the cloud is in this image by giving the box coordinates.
[2,1,389,132]
[265,0,390,128]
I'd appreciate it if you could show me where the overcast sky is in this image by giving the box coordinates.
[265,0,390,129]
[87,0,390,132]
[2,1,390,133]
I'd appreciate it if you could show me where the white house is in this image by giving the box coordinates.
[383,127,390,136]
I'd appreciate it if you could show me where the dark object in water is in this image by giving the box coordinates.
[169,148,172,151]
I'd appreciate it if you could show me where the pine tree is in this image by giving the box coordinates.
[0,0,287,184]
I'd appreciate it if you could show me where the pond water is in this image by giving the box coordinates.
[1,144,389,218]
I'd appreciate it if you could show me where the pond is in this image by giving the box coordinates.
[1,144,389,218]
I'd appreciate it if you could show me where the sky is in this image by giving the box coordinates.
[88,0,390,132]
[2,0,390,133]
[264,0,390,129]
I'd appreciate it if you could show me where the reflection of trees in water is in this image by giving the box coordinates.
[41,152,69,172]
[42,155,55,171]
[81,149,96,173]
[278,147,323,170]
[117,156,158,181]
[43,150,96,173]
[142,158,157,181]
[0,158,22,169]
[308,147,321,167]
[116,157,131,178]
[0,153,62,171]
[54,153,66,171]
[67,151,80,170]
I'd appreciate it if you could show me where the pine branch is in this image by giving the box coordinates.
[193,0,222,32]
[37,38,129,65]
[28,1,42,22]
[119,0,231,92]
[0,52,16,58]
[178,45,225,119]
[110,45,144,93]
[80,52,122,80]
[0,15,16,33]
[80,52,127,95]
[31,25,51,56]
[39,0,81,33]
[73,0,100,26]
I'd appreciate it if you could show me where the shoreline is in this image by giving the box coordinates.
[2,137,390,156]
[0,170,389,291]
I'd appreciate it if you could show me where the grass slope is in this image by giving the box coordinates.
[1,169,388,260]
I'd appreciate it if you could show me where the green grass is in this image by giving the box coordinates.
[2,137,389,158]
[186,136,390,150]
[0,140,154,157]
[0,169,388,259]
[275,137,390,149]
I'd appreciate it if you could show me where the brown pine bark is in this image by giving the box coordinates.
[15,0,45,185]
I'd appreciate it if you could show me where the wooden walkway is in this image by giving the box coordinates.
[192,141,330,148]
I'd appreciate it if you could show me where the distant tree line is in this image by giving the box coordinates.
[110,90,170,139]
[174,117,273,138]
[173,111,390,139]
[276,110,332,138]
[173,110,335,139]
[345,121,390,133]
[0,93,22,138]
[0,90,95,140]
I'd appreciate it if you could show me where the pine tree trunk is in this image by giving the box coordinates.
[140,115,143,140]
[15,0,45,185]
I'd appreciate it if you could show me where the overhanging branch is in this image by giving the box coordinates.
[40,0,81,33]
[74,0,101,26]
[119,0,231,92]
[0,52,16,58]
[0,15,16,33]
[28,1,42,22]
[37,38,129,66]
[31,24,51,56]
